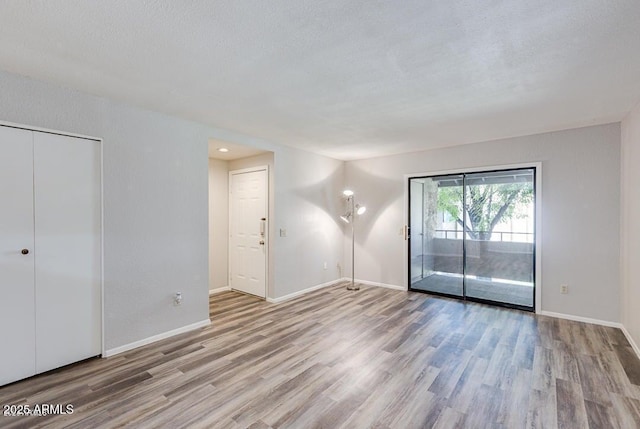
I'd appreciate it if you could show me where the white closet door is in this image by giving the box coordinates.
[33,132,101,373]
[0,126,36,386]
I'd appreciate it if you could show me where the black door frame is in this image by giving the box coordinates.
[407,167,537,312]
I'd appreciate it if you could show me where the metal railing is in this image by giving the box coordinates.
[434,229,533,242]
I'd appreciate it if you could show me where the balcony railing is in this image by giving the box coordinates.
[434,229,533,242]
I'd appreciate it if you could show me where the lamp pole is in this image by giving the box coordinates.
[341,190,365,291]
[347,195,359,291]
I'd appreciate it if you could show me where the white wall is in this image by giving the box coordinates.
[208,158,228,291]
[0,70,344,351]
[273,148,345,298]
[621,101,640,349]
[345,124,621,323]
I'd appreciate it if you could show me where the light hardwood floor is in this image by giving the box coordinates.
[2,282,640,428]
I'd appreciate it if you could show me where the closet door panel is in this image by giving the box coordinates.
[34,132,101,373]
[0,126,36,386]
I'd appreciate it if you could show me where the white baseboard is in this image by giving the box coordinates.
[620,325,640,360]
[209,286,230,295]
[347,277,407,291]
[538,310,622,328]
[104,319,211,357]
[267,278,345,304]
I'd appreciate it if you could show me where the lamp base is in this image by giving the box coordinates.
[346,283,360,291]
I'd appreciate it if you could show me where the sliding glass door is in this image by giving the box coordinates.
[408,168,535,311]
[410,175,464,297]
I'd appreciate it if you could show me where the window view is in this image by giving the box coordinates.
[409,168,535,310]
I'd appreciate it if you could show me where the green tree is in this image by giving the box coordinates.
[437,183,533,240]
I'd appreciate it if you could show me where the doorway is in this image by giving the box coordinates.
[408,167,536,311]
[229,167,268,298]
[207,141,272,300]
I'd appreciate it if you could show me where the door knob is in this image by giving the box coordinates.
[21,249,29,255]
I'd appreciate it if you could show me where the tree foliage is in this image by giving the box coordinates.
[437,183,533,240]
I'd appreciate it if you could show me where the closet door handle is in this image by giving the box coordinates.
[21,249,29,255]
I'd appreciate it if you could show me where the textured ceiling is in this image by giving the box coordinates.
[0,1,639,160]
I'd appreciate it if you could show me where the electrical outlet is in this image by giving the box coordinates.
[323,262,328,270]
[560,284,568,294]
[174,292,183,305]
[280,228,287,237]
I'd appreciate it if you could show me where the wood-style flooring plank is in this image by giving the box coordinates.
[556,379,589,429]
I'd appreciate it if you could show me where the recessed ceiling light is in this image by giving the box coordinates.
[217,147,229,153]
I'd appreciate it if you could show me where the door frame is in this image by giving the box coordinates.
[228,165,269,299]
[0,120,104,356]
[403,162,542,314]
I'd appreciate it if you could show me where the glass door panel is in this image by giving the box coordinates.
[463,169,535,308]
[409,175,464,297]
[409,180,425,283]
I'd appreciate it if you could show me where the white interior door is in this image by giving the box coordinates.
[229,168,267,298]
[0,126,36,386]
[33,132,102,373]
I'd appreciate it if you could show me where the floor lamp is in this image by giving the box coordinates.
[340,189,366,291]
